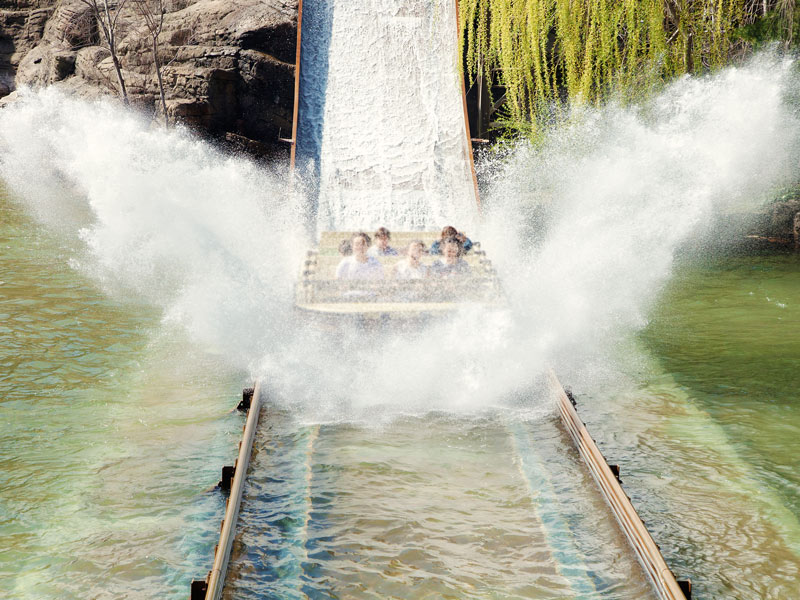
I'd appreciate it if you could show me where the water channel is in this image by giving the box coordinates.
[1,7,799,596]
[2,173,799,598]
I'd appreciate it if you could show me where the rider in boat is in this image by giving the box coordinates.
[336,232,385,280]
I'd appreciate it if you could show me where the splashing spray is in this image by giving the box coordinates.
[1,53,798,420]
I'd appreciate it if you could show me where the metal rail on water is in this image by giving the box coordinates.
[548,369,692,600]
[461,0,689,588]
[190,381,262,600]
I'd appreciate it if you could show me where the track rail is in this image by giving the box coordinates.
[289,0,303,173]
[193,2,688,597]
[454,0,481,213]
[191,381,262,600]
[548,369,690,600]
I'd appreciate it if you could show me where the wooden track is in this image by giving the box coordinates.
[289,0,303,172]
[288,0,480,213]
[548,370,690,600]
[191,382,263,600]
[455,0,481,213]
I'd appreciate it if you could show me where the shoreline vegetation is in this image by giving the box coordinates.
[459,0,800,140]
[457,0,800,246]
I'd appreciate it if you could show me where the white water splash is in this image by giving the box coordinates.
[0,88,306,370]
[1,53,799,420]
[479,53,800,381]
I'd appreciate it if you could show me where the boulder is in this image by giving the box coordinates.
[794,212,800,249]
[769,199,800,235]
[0,0,298,159]
[15,45,76,86]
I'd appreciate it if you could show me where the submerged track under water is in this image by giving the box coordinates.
[194,376,688,599]
[194,1,690,598]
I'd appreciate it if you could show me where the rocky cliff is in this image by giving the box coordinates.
[0,0,297,159]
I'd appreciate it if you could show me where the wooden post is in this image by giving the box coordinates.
[289,0,304,174]
[476,52,490,140]
[455,0,481,213]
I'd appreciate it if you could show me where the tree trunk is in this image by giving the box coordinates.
[98,0,129,105]
[684,32,693,74]
[110,47,129,105]
[152,35,167,126]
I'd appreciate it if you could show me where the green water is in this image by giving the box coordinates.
[575,252,800,598]
[0,191,247,598]
[3,178,800,599]
[648,254,800,515]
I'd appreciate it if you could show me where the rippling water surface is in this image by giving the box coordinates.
[226,409,651,599]
[3,177,800,599]
[0,189,247,599]
[570,252,800,599]
[220,253,800,600]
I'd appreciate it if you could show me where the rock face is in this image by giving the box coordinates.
[0,0,297,159]
[768,199,800,237]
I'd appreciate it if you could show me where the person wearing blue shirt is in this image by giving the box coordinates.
[429,225,472,255]
[367,227,399,257]
[430,237,471,277]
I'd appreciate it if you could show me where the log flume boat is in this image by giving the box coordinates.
[294,231,503,324]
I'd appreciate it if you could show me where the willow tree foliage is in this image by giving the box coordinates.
[460,0,796,134]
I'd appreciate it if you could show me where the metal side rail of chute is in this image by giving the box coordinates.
[548,369,692,600]
[190,381,263,600]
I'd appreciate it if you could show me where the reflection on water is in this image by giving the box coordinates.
[569,253,800,599]
[0,193,246,599]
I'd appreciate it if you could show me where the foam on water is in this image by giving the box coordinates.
[0,88,306,372]
[480,52,800,384]
[1,53,799,421]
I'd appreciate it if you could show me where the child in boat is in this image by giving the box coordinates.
[429,225,473,255]
[430,237,471,277]
[392,240,428,280]
[336,232,384,280]
[367,227,399,257]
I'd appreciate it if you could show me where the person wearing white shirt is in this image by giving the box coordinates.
[392,240,428,280]
[336,232,385,280]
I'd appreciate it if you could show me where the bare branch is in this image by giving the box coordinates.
[79,0,129,105]
[132,0,168,126]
